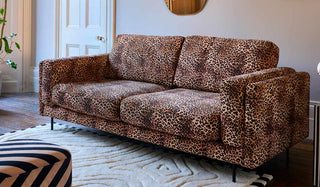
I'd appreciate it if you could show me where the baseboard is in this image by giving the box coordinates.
[25,67,35,92]
[2,80,18,93]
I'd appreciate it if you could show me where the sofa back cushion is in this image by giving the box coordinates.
[173,36,280,92]
[109,34,185,87]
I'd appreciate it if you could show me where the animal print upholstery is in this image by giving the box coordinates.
[41,102,307,169]
[109,34,185,87]
[244,75,295,165]
[39,34,311,170]
[220,67,296,147]
[120,88,221,141]
[290,72,310,145]
[174,36,279,92]
[243,72,309,165]
[52,80,167,121]
[42,105,246,167]
[39,54,110,106]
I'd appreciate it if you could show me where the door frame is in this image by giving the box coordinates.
[54,0,116,58]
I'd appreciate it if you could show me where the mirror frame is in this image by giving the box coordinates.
[165,0,207,15]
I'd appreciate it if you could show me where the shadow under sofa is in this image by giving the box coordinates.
[39,34,310,181]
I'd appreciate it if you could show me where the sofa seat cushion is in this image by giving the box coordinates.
[120,88,221,141]
[52,80,167,121]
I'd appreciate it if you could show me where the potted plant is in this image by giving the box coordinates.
[0,0,20,95]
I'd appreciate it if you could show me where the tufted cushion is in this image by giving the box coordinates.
[174,36,279,92]
[52,80,167,121]
[120,88,221,141]
[109,34,185,87]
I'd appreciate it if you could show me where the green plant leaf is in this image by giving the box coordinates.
[10,33,17,37]
[2,37,13,54]
[6,60,17,69]
[11,62,17,69]
[15,42,20,50]
[0,19,3,24]
[0,9,4,16]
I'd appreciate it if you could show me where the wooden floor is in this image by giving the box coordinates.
[0,93,313,186]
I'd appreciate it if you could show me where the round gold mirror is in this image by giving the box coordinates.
[165,0,207,15]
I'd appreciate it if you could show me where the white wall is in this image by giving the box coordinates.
[35,0,55,63]
[116,0,320,102]
[34,0,56,92]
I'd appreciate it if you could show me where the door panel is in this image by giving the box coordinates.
[85,45,100,55]
[66,44,80,57]
[66,0,80,28]
[60,0,107,57]
[86,0,101,28]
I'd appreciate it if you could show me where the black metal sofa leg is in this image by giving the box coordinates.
[51,118,54,130]
[232,164,237,182]
[286,149,290,168]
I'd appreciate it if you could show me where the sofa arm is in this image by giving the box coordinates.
[39,54,109,107]
[220,67,296,147]
[289,72,310,145]
[243,72,309,167]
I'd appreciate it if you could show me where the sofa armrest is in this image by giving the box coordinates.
[39,54,109,107]
[220,67,296,147]
[243,72,309,167]
[289,72,310,145]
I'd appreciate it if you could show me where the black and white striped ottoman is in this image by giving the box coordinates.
[0,139,72,186]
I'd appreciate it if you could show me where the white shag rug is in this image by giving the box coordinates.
[0,124,272,187]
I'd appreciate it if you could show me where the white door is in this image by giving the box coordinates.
[59,0,108,57]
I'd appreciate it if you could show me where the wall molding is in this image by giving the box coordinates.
[0,0,31,93]
[22,0,33,92]
[55,0,60,58]
[106,0,116,52]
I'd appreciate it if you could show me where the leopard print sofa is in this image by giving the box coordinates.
[39,34,310,169]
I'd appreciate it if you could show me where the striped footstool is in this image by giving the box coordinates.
[0,139,72,186]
